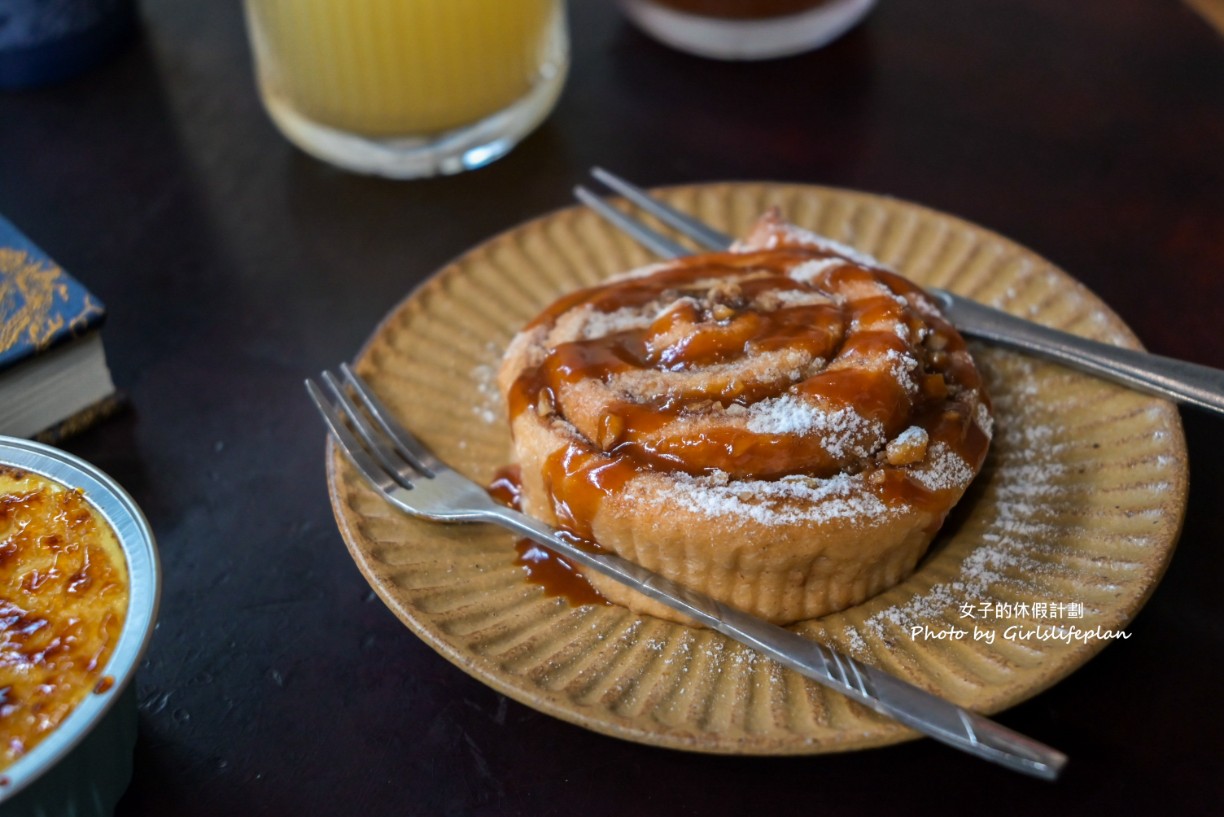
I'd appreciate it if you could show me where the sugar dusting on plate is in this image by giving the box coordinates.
[843,354,1070,655]
[471,341,505,425]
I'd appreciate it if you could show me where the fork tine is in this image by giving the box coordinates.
[574,185,689,260]
[305,377,402,494]
[321,370,424,487]
[591,167,733,251]
[339,363,440,477]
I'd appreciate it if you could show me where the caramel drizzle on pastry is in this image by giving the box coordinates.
[508,245,990,540]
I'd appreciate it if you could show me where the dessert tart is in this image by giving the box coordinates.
[0,466,129,770]
[497,211,992,625]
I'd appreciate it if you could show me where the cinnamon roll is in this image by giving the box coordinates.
[498,211,992,624]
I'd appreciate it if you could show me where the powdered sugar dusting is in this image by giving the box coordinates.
[772,223,892,271]
[746,396,884,459]
[583,306,654,339]
[772,288,836,307]
[884,348,920,394]
[907,442,973,492]
[471,343,504,425]
[844,627,868,655]
[647,470,895,527]
[787,257,845,283]
[975,401,994,438]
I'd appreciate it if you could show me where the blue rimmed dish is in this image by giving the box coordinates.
[0,437,159,815]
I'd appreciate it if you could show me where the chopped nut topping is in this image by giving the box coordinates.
[707,280,743,305]
[535,389,555,417]
[885,426,930,466]
[754,290,782,311]
[599,413,625,449]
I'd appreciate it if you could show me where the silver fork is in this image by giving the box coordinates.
[577,167,1224,416]
[307,363,1066,780]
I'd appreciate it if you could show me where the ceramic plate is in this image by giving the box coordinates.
[327,183,1187,754]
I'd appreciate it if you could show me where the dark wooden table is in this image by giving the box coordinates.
[2,1,1222,814]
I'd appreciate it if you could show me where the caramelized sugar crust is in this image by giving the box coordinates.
[0,467,129,770]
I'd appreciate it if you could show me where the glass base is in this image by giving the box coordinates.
[260,60,568,179]
[621,0,876,60]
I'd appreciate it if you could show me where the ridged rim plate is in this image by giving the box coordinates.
[327,183,1188,755]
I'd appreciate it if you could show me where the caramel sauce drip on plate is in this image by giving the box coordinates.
[488,465,609,607]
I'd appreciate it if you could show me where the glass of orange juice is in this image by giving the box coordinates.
[243,0,568,177]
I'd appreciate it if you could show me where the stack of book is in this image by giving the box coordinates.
[1,216,119,441]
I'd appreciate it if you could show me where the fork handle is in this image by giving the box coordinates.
[485,505,1066,780]
[934,290,1224,415]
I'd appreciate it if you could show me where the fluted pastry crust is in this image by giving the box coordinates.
[498,212,992,624]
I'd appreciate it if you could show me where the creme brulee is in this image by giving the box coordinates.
[0,468,128,770]
[245,0,565,136]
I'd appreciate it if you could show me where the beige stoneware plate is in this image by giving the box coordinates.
[327,183,1188,755]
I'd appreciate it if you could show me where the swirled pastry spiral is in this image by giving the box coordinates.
[498,211,992,624]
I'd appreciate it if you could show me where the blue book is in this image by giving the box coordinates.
[0,215,119,440]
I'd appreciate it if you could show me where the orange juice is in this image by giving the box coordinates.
[246,0,565,137]
[243,0,567,176]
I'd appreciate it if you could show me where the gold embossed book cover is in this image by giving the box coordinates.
[0,215,119,440]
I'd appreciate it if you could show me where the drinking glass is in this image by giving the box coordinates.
[243,0,569,177]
